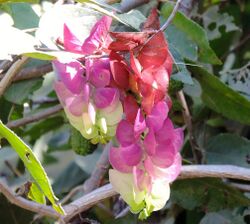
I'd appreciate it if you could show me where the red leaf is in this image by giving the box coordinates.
[137,31,169,69]
[143,8,160,31]
[109,32,149,51]
[109,51,129,89]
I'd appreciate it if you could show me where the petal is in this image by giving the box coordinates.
[109,169,145,213]
[65,95,85,116]
[145,180,170,212]
[146,101,169,132]
[109,51,129,89]
[63,23,83,53]
[133,166,152,192]
[120,144,143,166]
[151,143,176,168]
[144,153,182,183]
[54,81,72,105]
[116,120,135,146]
[99,101,123,126]
[53,59,85,94]
[86,58,111,88]
[109,147,132,173]
[94,87,119,109]
[81,16,112,54]
[123,95,139,124]
[144,128,156,156]
[134,109,146,139]
[155,118,174,145]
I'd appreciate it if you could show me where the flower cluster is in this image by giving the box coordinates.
[53,16,123,144]
[53,10,183,219]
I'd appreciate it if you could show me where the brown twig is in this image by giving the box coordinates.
[143,0,182,47]
[0,63,52,82]
[159,0,182,32]
[83,143,111,194]
[0,56,29,97]
[6,104,63,129]
[177,91,203,163]
[0,178,61,219]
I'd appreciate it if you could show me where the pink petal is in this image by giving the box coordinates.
[144,154,181,182]
[109,147,132,173]
[86,58,111,88]
[155,118,174,145]
[133,166,152,192]
[53,60,85,94]
[81,16,112,54]
[146,101,169,132]
[163,153,182,182]
[134,109,146,139]
[116,120,135,146]
[151,143,176,168]
[120,144,142,166]
[173,128,184,152]
[63,23,82,53]
[54,81,72,106]
[144,128,156,156]
[94,87,119,109]
[65,95,85,116]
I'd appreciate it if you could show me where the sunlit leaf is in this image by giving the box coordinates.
[0,121,65,214]
[161,3,221,64]
[188,62,250,124]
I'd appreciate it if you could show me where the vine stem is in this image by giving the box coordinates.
[6,104,63,129]
[0,56,29,97]
[1,165,250,222]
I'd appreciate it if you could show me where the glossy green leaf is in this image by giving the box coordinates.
[0,0,38,3]
[171,178,250,211]
[28,182,46,205]
[170,44,194,85]
[0,121,65,214]
[200,211,246,224]
[4,78,43,104]
[161,3,221,64]
[7,2,39,29]
[206,134,250,168]
[188,63,250,124]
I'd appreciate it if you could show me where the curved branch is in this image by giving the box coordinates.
[0,178,61,219]
[0,56,29,97]
[1,165,249,222]
[6,104,63,129]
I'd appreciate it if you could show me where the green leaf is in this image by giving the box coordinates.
[170,44,194,85]
[71,127,97,156]
[188,62,250,124]
[28,182,46,205]
[171,178,250,211]
[77,0,138,30]
[7,2,39,29]
[0,120,65,214]
[4,78,43,104]
[0,0,38,3]
[200,211,246,224]
[166,25,198,61]
[161,3,221,64]
[115,10,146,31]
[206,134,250,168]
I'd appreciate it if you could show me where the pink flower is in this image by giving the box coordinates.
[63,16,112,55]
